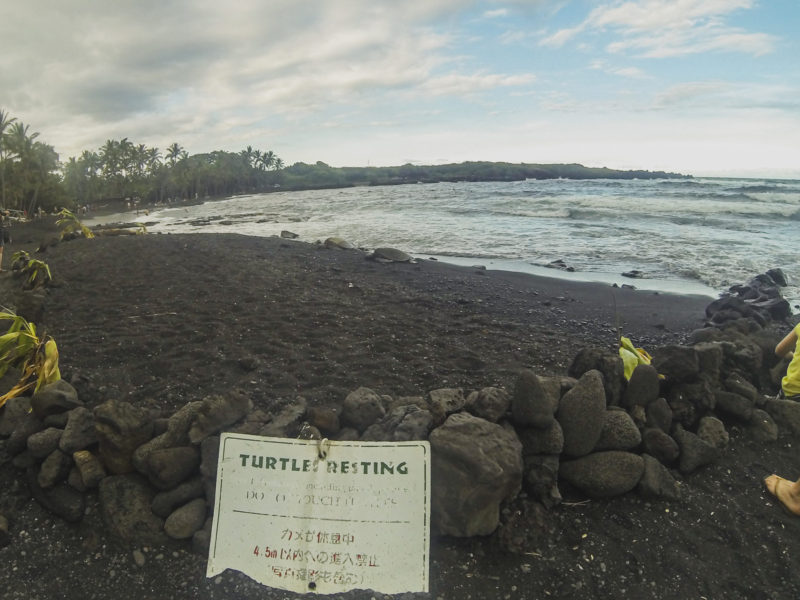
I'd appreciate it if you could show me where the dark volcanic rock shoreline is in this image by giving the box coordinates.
[1,219,800,600]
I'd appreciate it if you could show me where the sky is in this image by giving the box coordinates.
[2,0,798,178]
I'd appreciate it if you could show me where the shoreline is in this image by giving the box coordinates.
[424,253,719,299]
[83,206,723,304]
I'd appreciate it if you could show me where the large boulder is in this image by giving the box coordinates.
[144,446,201,490]
[188,391,252,444]
[306,406,341,436]
[37,449,72,489]
[428,388,467,422]
[132,401,203,474]
[697,416,729,450]
[0,396,32,437]
[641,428,680,465]
[152,476,205,518]
[568,348,625,406]
[73,450,106,488]
[668,379,715,414]
[27,427,63,459]
[594,410,642,451]
[98,474,169,545]
[361,405,434,441]
[6,412,45,455]
[466,387,511,423]
[556,370,607,458]
[694,342,724,383]
[747,409,779,442]
[59,407,98,454]
[674,426,720,474]
[94,400,155,475]
[517,420,564,456]
[511,370,556,429]
[713,390,754,422]
[164,498,208,540]
[258,397,307,438]
[637,454,681,500]
[28,476,85,523]
[651,346,699,383]
[645,398,673,434]
[763,399,800,436]
[341,387,386,433]
[522,455,561,508]
[30,380,82,420]
[559,451,644,498]
[621,364,660,409]
[723,374,759,404]
[429,413,523,537]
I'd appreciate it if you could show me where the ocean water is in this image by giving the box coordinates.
[100,177,800,308]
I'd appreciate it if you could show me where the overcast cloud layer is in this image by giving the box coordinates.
[2,0,798,177]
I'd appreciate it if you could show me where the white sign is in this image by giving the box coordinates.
[206,434,430,595]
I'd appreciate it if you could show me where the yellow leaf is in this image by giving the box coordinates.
[619,336,654,380]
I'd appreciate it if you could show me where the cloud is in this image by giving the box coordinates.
[0,0,793,177]
[540,0,776,57]
[420,73,535,96]
[652,81,731,108]
[4,0,539,158]
[540,25,585,47]
[589,60,649,79]
[652,81,800,114]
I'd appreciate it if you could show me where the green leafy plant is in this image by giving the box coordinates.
[23,259,52,289]
[11,252,52,289]
[56,208,95,240]
[10,250,30,270]
[0,309,61,408]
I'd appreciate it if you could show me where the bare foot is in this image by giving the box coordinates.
[764,475,800,516]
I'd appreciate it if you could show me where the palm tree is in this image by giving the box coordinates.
[166,142,183,166]
[7,122,39,158]
[145,147,162,176]
[0,109,17,207]
[258,150,275,171]
[118,137,134,181]
[4,122,40,211]
[80,150,101,179]
[252,149,264,171]
[99,139,121,192]
[25,141,59,215]
[240,145,255,168]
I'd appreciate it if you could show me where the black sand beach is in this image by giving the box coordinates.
[2,217,800,599]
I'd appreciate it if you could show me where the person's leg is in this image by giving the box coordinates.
[764,475,800,515]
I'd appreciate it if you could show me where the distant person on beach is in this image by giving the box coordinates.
[763,322,800,514]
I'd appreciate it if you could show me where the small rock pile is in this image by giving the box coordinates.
[705,268,792,326]
[0,271,796,553]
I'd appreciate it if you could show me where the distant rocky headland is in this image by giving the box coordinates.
[283,161,691,190]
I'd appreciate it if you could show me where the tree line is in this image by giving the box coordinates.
[0,109,286,214]
[0,107,688,216]
[0,109,63,215]
[61,140,285,209]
